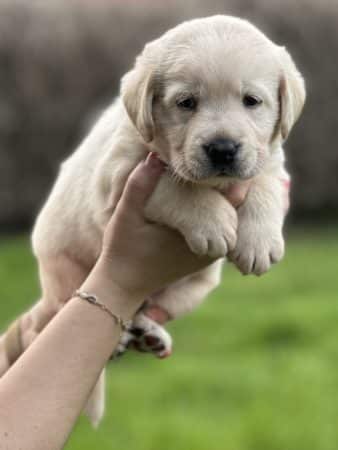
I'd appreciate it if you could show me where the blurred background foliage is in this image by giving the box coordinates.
[0,0,337,229]
[0,0,337,449]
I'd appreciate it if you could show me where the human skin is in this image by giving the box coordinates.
[0,153,251,450]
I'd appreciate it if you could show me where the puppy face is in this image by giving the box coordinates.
[122,16,305,186]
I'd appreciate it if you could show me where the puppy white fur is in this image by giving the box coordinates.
[26,16,305,424]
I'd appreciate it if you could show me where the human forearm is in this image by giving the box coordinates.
[0,270,141,450]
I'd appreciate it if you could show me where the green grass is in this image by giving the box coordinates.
[0,231,338,450]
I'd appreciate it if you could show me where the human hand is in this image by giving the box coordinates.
[96,153,214,302]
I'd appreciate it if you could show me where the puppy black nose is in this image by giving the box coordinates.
[203,138,240,170]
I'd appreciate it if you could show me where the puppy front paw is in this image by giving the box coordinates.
[184,200,237,259]
[230,221,285,275]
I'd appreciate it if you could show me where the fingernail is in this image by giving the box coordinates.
[145,152,165,171]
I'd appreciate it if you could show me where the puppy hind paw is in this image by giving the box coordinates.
[131,330,172,359]
[129,315,173,359]
[111,315,173,359]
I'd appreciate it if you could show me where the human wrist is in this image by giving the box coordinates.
[78,260,144,321]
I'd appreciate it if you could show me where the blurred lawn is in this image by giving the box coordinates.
[0,231,338,450]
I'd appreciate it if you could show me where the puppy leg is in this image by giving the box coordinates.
[0,298,57,376]
[150,260,223,319]
[83,370,106,428]
[230,171,289,275]
[145,172,237,259]
[0,254,83,375]
[117,261,223,358]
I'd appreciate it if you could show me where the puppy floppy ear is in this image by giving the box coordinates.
[121,65,155,143]
[278,47,306,141]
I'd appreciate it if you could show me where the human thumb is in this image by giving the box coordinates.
[115,152,165,219]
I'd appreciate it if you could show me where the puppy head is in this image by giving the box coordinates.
[122,16,305,186]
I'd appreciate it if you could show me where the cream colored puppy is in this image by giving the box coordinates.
[17,16,306,424]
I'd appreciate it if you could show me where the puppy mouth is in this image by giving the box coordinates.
[215,166,240,178]
[171,163,254,184]
[167,164,249,187]
[168,153,258,184]
[216,167,257,180]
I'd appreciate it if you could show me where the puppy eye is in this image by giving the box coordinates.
[243,94,263,108]
[176,96,197,110]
